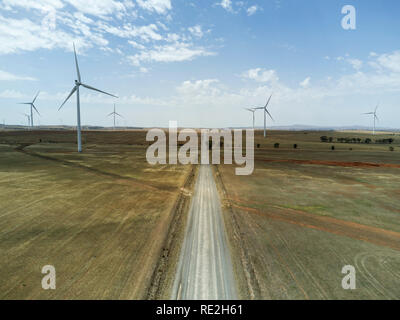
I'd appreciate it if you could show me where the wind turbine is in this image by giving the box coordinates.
[18,91,40,127]
[244,107,256,129]
[108,104,123,129]
[363,104,379,135]
[23,113,31,127]
[255,94,274,137]
[59,44,118,152]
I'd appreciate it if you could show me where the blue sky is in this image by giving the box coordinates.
[0,0,399,128]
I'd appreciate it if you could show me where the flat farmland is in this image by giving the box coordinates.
[1,129,400,300]
[217,130,400,299]
[0,130,191,299]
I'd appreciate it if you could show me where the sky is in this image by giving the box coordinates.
[0,0,399,128]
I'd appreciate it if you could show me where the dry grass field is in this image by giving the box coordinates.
[217,130,400,299]
[0,130,191,299]
[1,129,400,300]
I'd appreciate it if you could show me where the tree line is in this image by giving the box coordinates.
[320,136,394,144]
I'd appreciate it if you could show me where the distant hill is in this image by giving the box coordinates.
[1,124,398,132]
[228,124,400,132]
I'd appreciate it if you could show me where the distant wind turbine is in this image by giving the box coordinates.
[108,104,123,129]
[255,94,274,137]
[23,113,31,127]
[58,43,118,152]
[363,104,379,135]
[244,107,256,129]
[18,91,40,127]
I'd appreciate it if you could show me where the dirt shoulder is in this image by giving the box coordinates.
[146,165,197,299]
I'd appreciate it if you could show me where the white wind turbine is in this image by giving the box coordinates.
[18,91,40,127]
[59,44,118,152]
[23,113,31,127]
[244,107,257,130]
[255,94,274,137]
[363,104,379,135]
[108,104,123,129]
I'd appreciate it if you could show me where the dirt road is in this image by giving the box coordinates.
[171,165,236,300]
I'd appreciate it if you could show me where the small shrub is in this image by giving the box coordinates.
[390,147,394,152]
[293,144,297,149]
[257,144,260,148]
[331,146,335,151]
[274,143,280,149]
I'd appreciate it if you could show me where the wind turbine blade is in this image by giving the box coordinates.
[32,91,40,103]
[375,115,379,122]
[59,86,77,110]
[107,112,114,117]
[265,94,273,108]
[32,104,40,116]
[115,112,123,118]
[81,83,118,98]
[265,108,274,122]
[375,104,379,112]
[18,103,31,105]
[363,112,374,115]
[73,43,81,83]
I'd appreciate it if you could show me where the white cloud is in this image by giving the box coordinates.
[128,42,215,65]
[136,0,172,14]
[299,77,311,88]
[347,58,363,70]
[177,79,219,95]
[246,5,259,16]
[0,69,37,81]
[97,22,162,41]
[2,0,64,12]
[0,0,213,74]
[218,0,233,13]
[241,68,279,83]
[188,25,203,38]
[376,51,400,73]
[0,16,97,54]
[65,0,132,17]
[73,12,95,24]
[0,89,26,99]
[129,40,146,50]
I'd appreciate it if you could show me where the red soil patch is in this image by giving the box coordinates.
[256,158,400,169]
[231,202,400,252]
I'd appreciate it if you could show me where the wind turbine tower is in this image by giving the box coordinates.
[23,113,31,127]
[244,107,256,130]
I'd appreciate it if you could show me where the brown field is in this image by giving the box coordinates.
[0,130,192,299]
[1,129,400,300]
[216,130,400,299]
